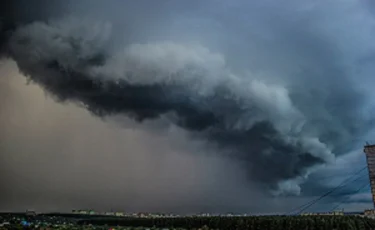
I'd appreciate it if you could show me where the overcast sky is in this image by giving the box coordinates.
[1,0,375,214]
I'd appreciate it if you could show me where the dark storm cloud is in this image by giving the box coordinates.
[0,61,306,214]
[1,0,375,201]
[1,18,327,195]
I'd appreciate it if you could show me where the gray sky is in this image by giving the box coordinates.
[1,0,375,214]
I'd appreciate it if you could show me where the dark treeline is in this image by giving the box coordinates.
[77,216,375,230]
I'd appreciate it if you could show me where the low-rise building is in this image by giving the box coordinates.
[88,210,96,215]
[0,222,10,227]
[300,211,343,216]
[331,211,344,216]
[115,212,124,216]
[26,210,37,216]
[364,209,375,216]
[72,210,90,215]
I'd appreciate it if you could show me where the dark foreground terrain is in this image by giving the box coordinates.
[1,213,375,229]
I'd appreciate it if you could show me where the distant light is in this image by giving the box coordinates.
[21,220,30,226]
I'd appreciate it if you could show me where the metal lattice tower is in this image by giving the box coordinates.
[364,144,375,209]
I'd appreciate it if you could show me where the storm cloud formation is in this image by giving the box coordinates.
[1,0,375,210]
[3,17,333,195]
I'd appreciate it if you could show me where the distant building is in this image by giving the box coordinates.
[115,212,125,216]
[80,210,88,214]
[344,211,363,216]
[0,222,10,227]
[26,210,36,216]
[364,209,375,216]
[88,210,96,215]
[72,210,91,215]
[300,211,343,216]
[364,144,375,208]
[330,211,344,216]
[137,212,152,218]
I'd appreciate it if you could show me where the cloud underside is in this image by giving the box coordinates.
[1,0,374,199]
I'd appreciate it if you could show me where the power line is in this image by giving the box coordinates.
[286,166,367,215]
[295,168,367,215]
[329,182,370,212]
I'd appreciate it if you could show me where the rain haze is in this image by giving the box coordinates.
[1,0,375,214]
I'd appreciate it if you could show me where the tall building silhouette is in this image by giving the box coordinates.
[364,144,375,209]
